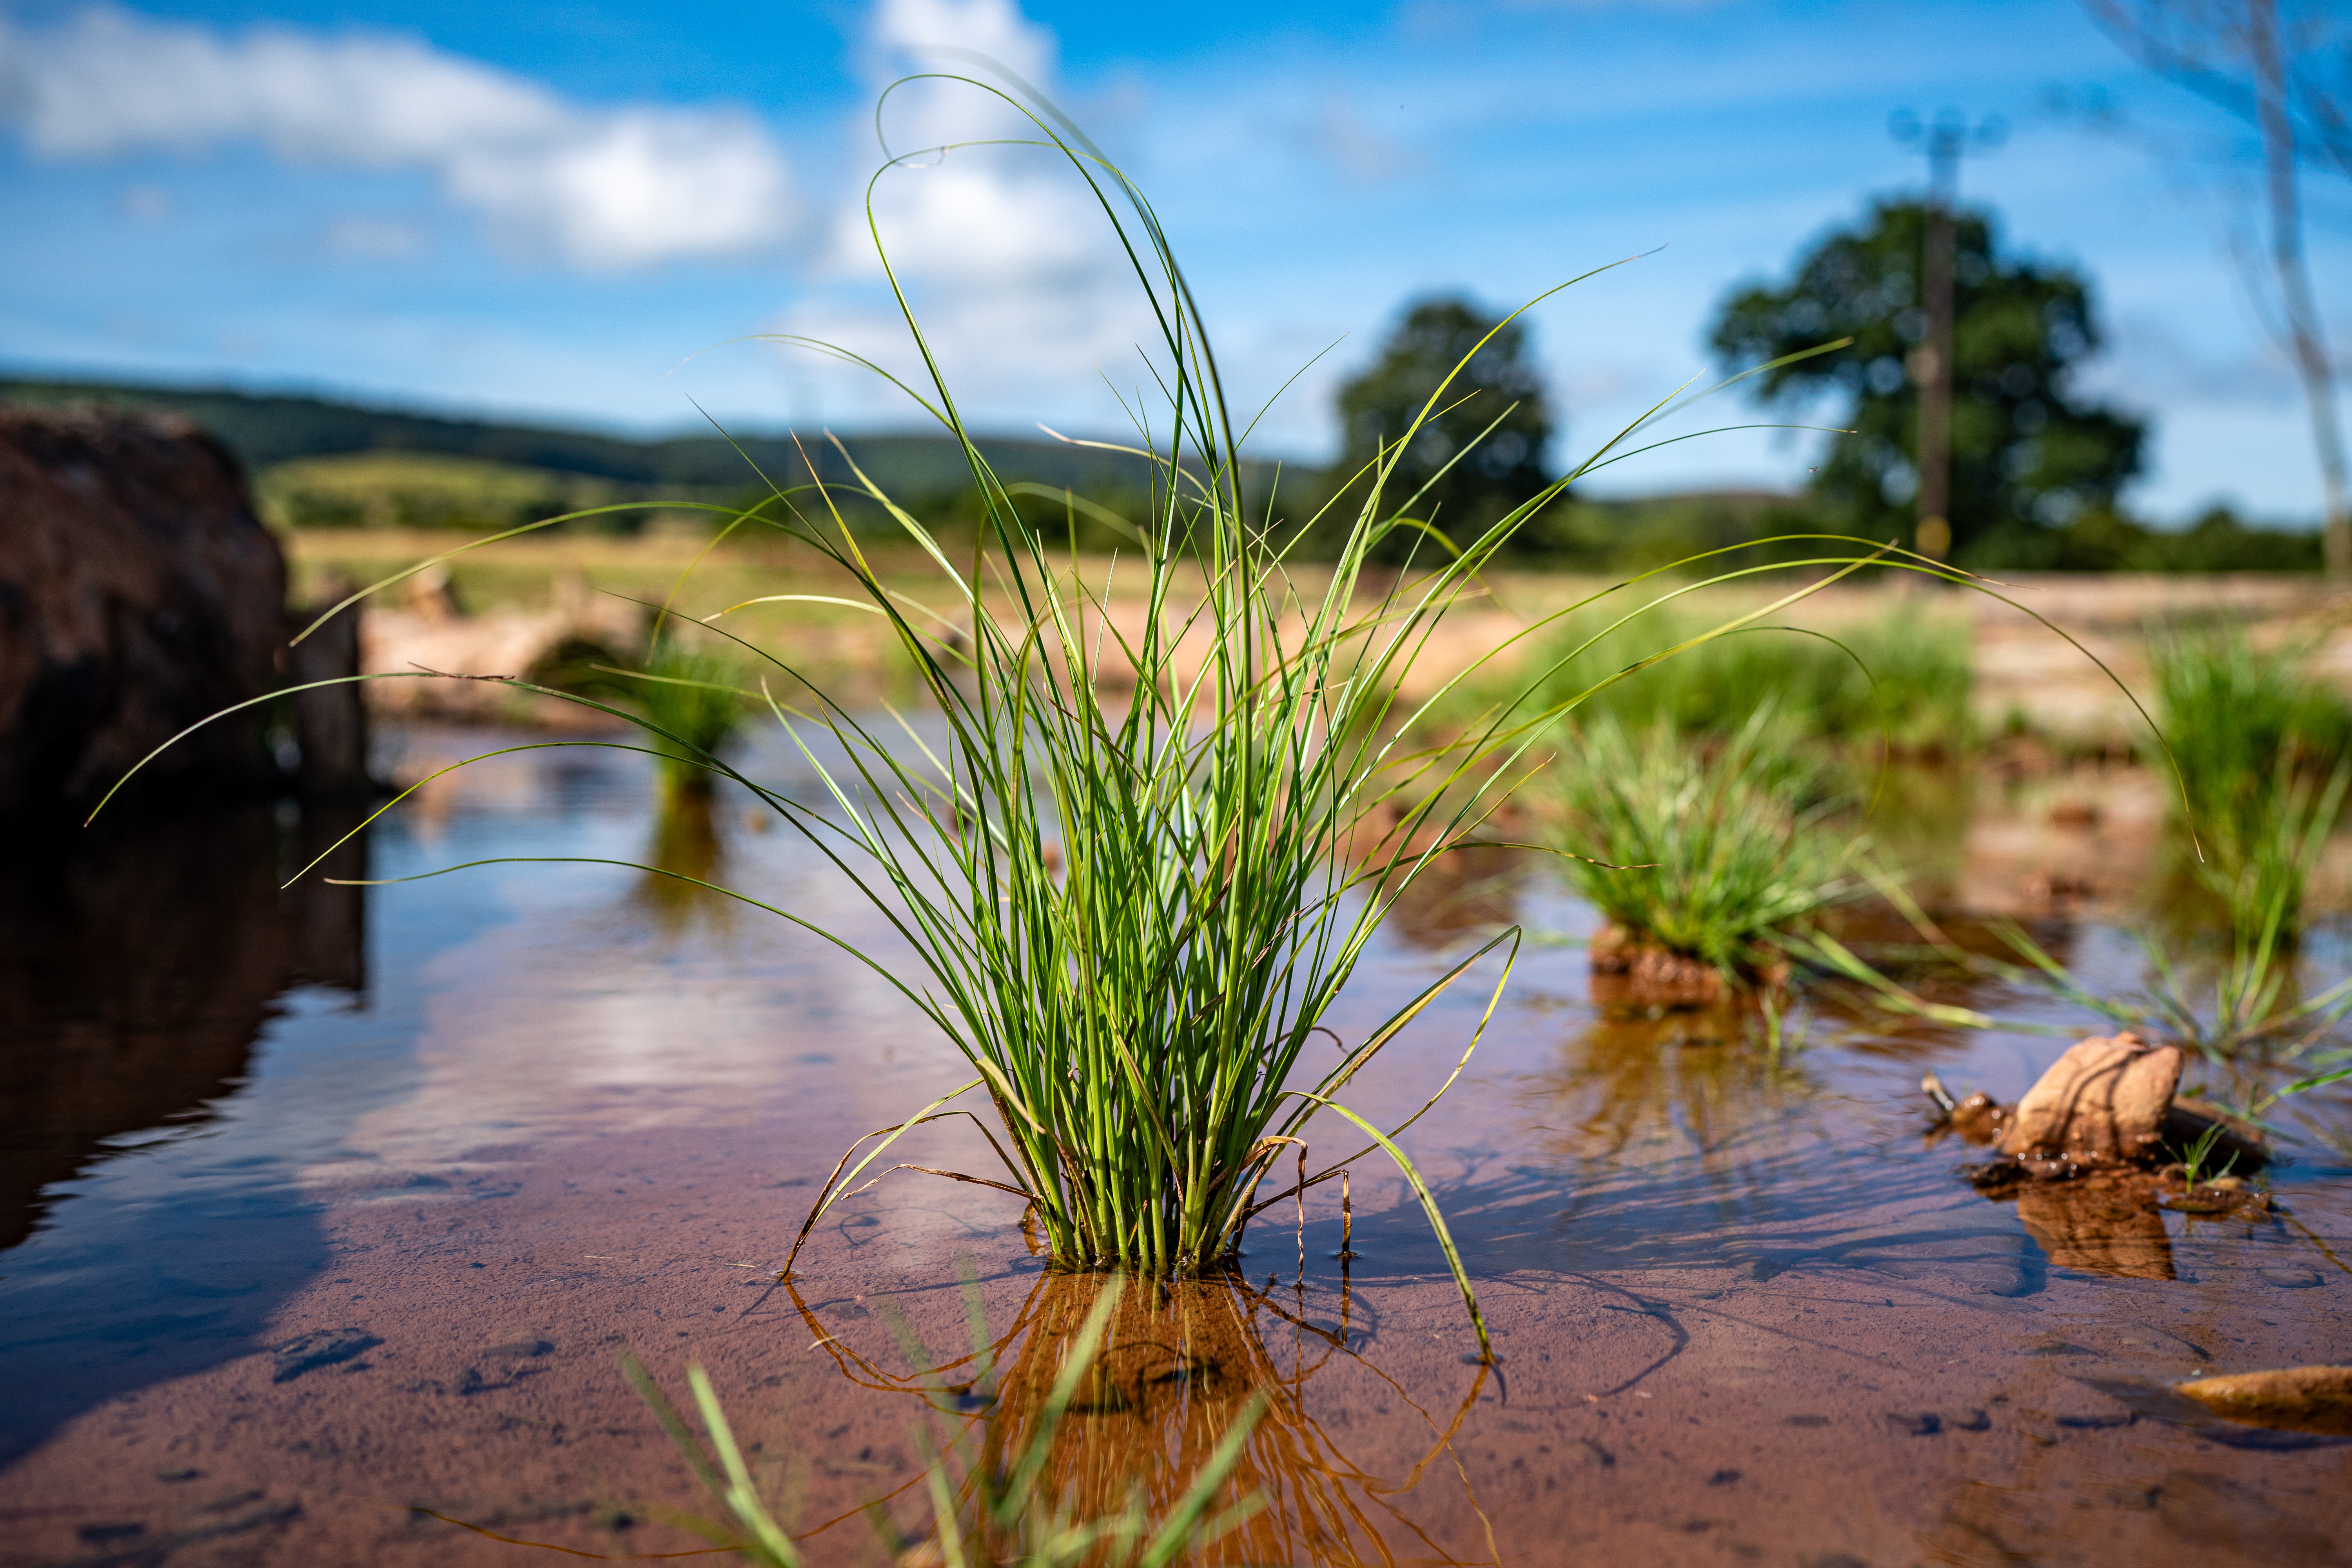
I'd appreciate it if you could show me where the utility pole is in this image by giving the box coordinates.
[1891,110,2006,563]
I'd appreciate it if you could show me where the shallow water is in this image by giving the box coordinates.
[2,728,2348,1567]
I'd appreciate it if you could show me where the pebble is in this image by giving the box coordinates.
[2258,1266,2323,1289]
[2054,1410,2134,1429]
[2175,1365,2352,1436]
[270,1327,382,1384]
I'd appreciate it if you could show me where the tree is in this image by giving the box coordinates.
[1710,200,2147,565]
[1329,295,1554,555]
[2080,0,2352,577]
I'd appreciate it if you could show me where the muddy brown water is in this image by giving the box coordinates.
[2,728,2348,1567]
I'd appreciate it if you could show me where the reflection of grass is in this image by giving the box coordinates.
[1530,1006,1821,1163]
[628,1278,1263,1567]
[780,1268,1495,1568]
[630,793,731,931]
[1551,713,1858,981]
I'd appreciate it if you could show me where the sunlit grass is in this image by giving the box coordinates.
[613,643,750,801]
[1458,602,1973,755]
[2150,626,2352,940]
[103,78,2053,1359]
[1550,711,1859,982]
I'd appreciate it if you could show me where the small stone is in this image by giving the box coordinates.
[480,1338,554,1359]
[1886,1412,1942,1436]
[1782,1414,1831,1428]
[154,1468,201,1482]
[2022,1336,2096,1357]
[1960,1159,2022,1190]
[1708,1469,1742,1486]
[2054,1410,2134,1429]
[2257,1267,2323,1289]
[1947,1408,1991,1432]
[2174,1366,2352,1436]
[270,1328,382,1384]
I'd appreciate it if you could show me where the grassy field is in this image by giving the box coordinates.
[283,527,2352,749]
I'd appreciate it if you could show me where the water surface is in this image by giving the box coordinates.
[1,728,2347,1567]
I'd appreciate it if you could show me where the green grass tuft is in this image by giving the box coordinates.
[2150,626,2352,940]
[1550,711,1859,980]
[98,79,2065,1357]
[617,642,751,801]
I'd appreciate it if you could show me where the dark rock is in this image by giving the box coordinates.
[270,1328,381,1383]
[1947,1408,1991,1431]
[0,409,287,814]
[1886,1411,1942,1436]
[1959,1158,2022,1190]
[2160,1099,2271,1172]
[284,583,368,798]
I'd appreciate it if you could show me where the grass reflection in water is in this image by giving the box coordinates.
[630,791,734,934]
[1527,1005,1822,1167]
[787,1269,1500,1568]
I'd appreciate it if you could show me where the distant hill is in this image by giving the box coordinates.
[4,373,1866,566]
[0,374,1273,503]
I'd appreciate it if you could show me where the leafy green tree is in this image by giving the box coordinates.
[1329,295,1554,554]
[1710,200,2146,565]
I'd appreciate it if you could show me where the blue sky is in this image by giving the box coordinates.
[2,0,2346,521]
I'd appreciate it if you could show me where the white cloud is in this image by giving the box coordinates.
[0,5,796,269]
[781,0,1164,430]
